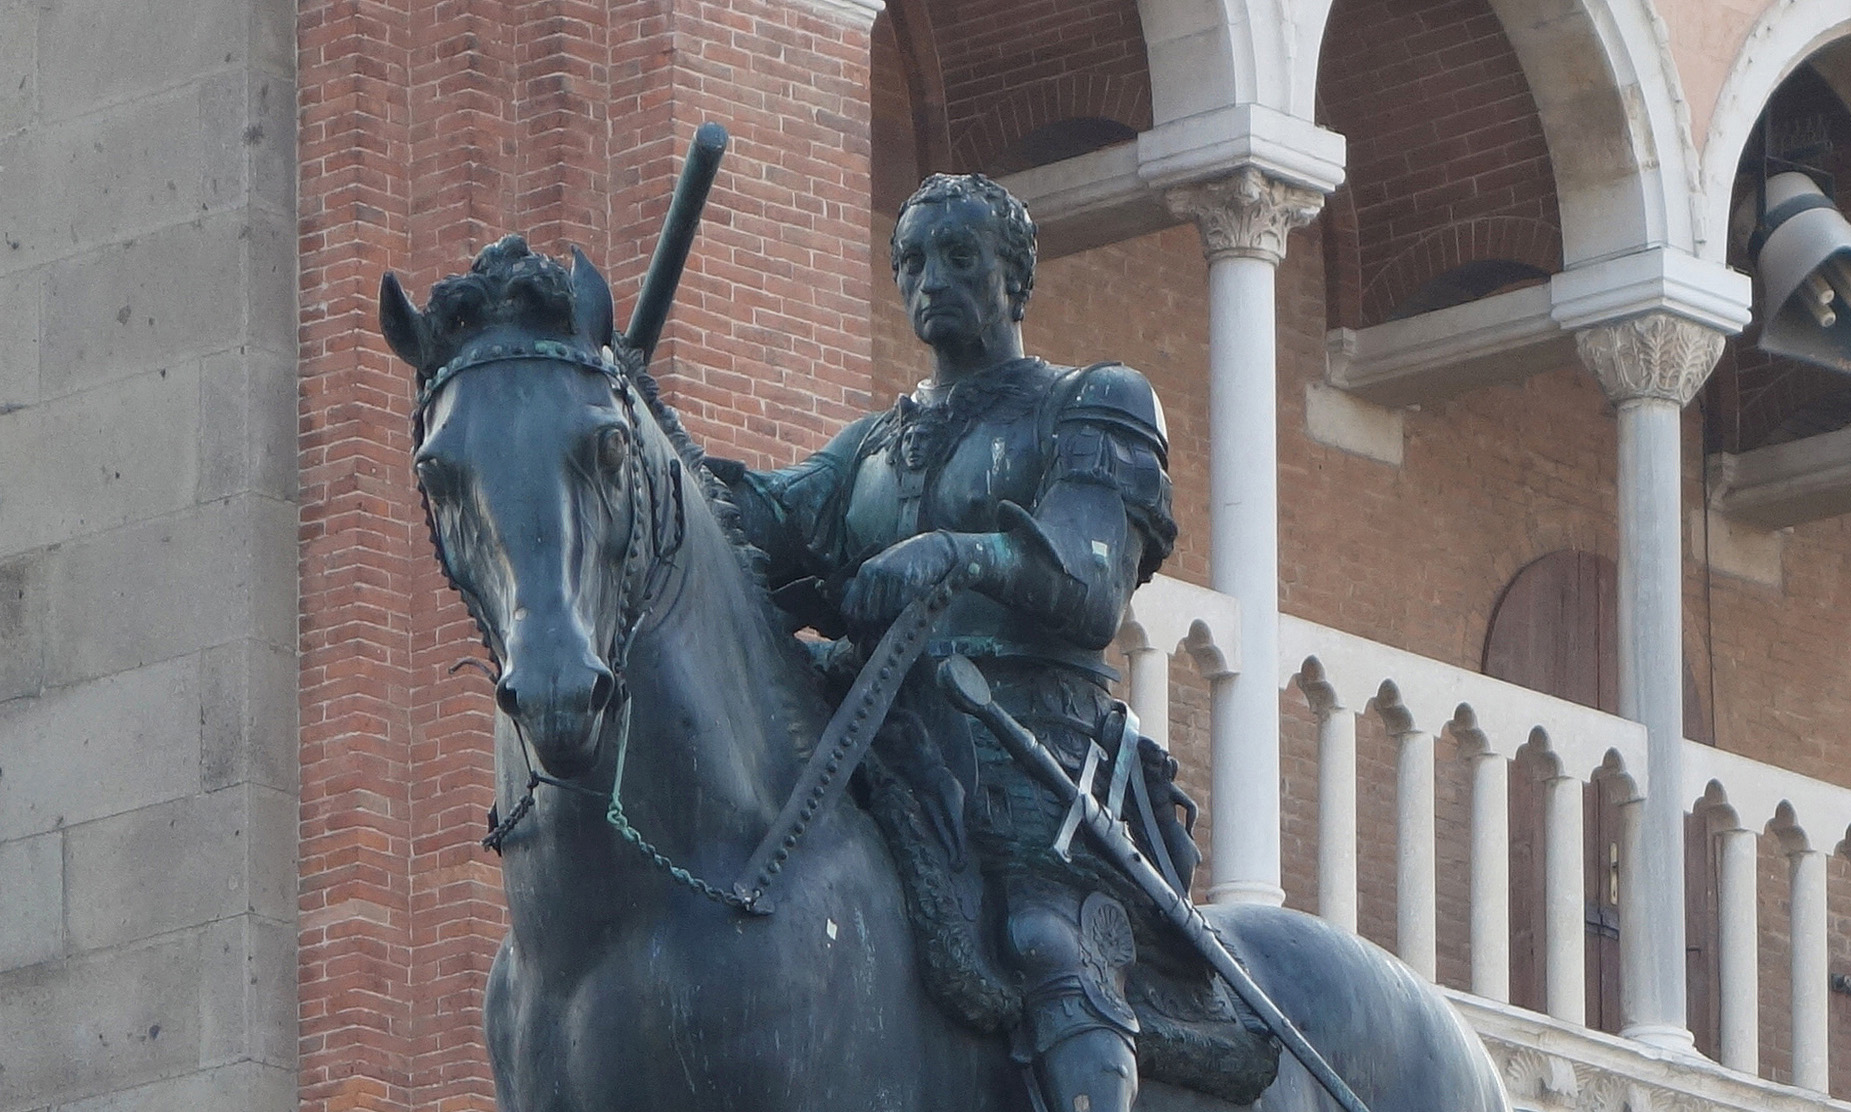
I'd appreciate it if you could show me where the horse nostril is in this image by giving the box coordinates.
[496,678,521,718]
[589,668,617,713]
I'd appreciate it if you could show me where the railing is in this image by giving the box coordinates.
[1118,573,1851,1108]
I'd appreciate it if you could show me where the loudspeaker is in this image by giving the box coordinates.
[1753,171,1851,372]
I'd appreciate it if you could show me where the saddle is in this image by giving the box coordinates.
[858,749,1280,1107]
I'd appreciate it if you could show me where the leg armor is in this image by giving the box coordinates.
[1006,884,1141,1112]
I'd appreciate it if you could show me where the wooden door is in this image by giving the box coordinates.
[1484,550,1715,1044]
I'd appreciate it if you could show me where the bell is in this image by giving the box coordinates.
[1754,171,1851,372]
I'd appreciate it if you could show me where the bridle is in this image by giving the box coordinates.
[415,334,688,690]
[413,335,733,904]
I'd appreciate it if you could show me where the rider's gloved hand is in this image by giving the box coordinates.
[842,531,1002,628]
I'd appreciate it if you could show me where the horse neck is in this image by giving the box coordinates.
[605,488,824,860]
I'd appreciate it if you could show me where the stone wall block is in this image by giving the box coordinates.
[0,269,41,409]
[49,1062,293,1112]
[198,349,296,504]
[246,0,294,85]
[43,494,295,686]
[39,215,252,397]
[196,70,294,220]
[0,362,201,558]
[195,915,294,1072]
[243,74,296,219]
[0,657,200,842]
[63,789,254,953]
[0,0,36,135]
[0,831,63,971]
[198,73,253,212]
[37,0,245,123]
[0,550,47,703]
[199,639,297,794]
[0,94,214,275]
[0,931,206,1109]
[243,784,294,925]
[243,210,297,356]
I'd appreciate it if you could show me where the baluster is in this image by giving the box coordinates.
[1316,698,1358,933]
[1790,846,1828,1092]
[1469,750,1510,1002]
[1544,770,1585,1024]
[1620,796,1648,1032]
[1125,642,1170,751]
[1716,825,1758,1073]
[1395,724,1437,980]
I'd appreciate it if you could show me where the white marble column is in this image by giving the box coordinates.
[1167,168,1322,907]
[1576,312,1725,1051]
[1396,725,1438,980]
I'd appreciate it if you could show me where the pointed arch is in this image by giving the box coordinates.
[1698,1,1851,262]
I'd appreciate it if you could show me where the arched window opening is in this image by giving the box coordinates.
[1387,259,1550,320]
[985,117,1137,177]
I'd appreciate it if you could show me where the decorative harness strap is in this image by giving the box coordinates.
[733,566,970,914]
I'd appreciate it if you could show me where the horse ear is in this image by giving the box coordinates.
[569,247,615,349]
[379,271,429,369]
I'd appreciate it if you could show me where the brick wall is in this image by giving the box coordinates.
[930,0,1150,173]
[295,4,876,1111]
[1318,0,1561,326]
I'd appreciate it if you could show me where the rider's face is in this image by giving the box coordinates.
[892,196,1015,353]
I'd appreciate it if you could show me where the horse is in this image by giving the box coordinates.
[378,236,1511,1112]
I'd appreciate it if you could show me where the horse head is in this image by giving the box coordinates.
[380,236,679,779]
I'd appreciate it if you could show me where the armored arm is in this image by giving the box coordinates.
[709,413,880,590]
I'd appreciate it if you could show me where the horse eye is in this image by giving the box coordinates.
[599,427,630,471]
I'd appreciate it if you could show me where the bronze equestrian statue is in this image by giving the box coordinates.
[378,148,1510,1111]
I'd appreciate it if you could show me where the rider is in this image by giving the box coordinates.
[718,173,1185,1112]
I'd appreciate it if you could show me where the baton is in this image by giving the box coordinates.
[937,655,1373,1112]
[625,121,729,365]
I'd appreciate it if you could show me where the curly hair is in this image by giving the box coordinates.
[889,174,1038,321]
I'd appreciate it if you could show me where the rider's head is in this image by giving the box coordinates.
[890,174,1037,322]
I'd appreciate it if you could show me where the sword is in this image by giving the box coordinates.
[937,654,1374,1112]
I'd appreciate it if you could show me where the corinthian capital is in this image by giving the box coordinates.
[1164,167,1324,264]
[1575,313,1726,407]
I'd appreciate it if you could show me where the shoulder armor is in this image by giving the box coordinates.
[1057,362,1169,461]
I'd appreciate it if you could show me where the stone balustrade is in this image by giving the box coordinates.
[1119,573,1851,1104]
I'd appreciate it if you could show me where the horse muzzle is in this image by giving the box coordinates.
[496,650,618,777]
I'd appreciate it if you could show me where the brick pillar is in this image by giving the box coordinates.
[296,4,881,1111]
[634,0,883,467]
